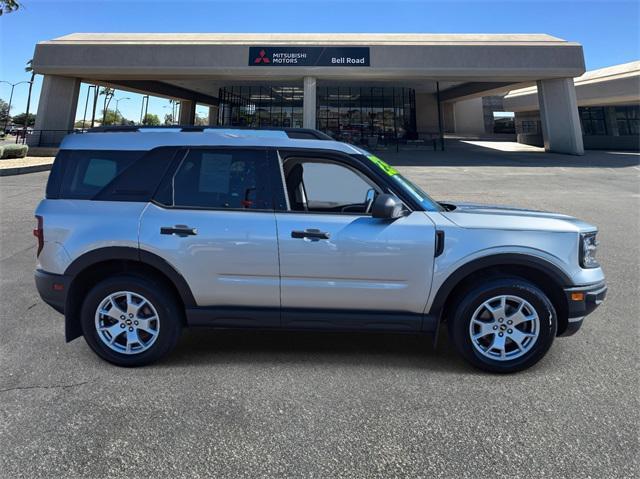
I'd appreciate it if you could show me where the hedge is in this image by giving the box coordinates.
[0,144,29,159]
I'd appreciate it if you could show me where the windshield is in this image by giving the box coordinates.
[358,150,443,212]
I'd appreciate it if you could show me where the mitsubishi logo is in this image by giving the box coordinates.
[254,49,271,64]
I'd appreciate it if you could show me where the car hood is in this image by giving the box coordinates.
[439,202,597,233]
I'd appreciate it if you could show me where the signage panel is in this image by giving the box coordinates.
[249,47,370,67]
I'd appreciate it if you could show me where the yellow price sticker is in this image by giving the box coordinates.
[367,155,399,176]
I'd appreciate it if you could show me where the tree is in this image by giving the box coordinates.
[164,114,174,126]
[0,0,21,15]
[99,88,115,123]
[23,59,35,131]
[0,99,9,124]
[101,109,125,126]
[11,112,35,127]
[142,113,161,126]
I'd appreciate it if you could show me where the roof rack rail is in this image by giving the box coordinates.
[87,125,333,140]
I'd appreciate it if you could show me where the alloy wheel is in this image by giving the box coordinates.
[94,291,160,355]
[468,295,540,361]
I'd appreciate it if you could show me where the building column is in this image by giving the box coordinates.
[179,100,196,126]
[31,75,81,146]
[537,78,584,155]
[208,106,218,126]
[303,76,316,129]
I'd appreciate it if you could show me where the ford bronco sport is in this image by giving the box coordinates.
[34,127,607,372]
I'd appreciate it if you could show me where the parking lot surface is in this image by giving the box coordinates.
[1,143,638,478]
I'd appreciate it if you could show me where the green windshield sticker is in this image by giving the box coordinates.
[367,155,398,176]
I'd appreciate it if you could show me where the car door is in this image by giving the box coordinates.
[138,147,283,328]
[275,153,436,331]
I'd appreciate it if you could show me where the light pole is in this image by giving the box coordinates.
[0,80,32,133]
[113,97,130,125]
[81,85,96,130]
[139,95,149,125]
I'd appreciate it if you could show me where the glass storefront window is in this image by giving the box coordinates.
[218,85,417,144]
[218,86,304,129]
[316,86,417,145]
[615,105,639,136]
[579,107,607,136]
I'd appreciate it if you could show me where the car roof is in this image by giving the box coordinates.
[59,128,367,155]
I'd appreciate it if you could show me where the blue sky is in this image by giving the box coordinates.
[1,0,638,123]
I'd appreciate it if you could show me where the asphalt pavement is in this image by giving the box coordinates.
[1,145,638,478]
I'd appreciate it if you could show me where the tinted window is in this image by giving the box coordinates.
[171,149,273,209]
[55,150,144,199]
[94,147,178,202]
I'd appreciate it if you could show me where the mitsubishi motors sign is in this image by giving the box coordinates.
[249,46,370,67]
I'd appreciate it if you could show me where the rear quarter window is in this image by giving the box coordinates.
[47,150,145,200]
[46,150,164,201]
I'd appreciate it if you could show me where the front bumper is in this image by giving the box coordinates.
[35,269,70,314]
[561,281,607,336]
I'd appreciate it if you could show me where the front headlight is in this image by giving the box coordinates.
[580,232,599,268]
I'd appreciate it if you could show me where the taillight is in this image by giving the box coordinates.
[33,215,44,257]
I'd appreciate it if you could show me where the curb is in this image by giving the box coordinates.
[0,163,53,176]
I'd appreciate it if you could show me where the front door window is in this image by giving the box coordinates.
[283,160,379,214]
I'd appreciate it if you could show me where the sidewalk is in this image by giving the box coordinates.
[0,156,54,176]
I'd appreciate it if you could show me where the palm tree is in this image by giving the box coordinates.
[100,88,115,124]
[22,59,35,139]
[169,99,180,125]
[0,0,21,15]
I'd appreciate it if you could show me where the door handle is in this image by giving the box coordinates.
[291,229,331,240]
[160,225,198,237]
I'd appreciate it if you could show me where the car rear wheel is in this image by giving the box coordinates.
[448,277,557,373]
[80,275,182,367]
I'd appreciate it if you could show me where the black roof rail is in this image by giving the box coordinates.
[87,125,333,140]
[88,125,142,132]
[284,128,333,140]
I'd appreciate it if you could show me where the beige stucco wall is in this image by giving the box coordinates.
[415,93,439,133]
[452,97,486,134]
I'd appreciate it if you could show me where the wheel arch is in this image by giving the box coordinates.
[429,254,571,335]
[63,247,195,342]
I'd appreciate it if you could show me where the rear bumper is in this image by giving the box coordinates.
[34,269,69,314]
[560,281,607,336]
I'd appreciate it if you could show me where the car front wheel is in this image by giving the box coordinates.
[448,277,557,373]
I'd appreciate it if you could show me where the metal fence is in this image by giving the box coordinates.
[13,129,89,147]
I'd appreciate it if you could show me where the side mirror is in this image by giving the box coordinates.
[371,194,404,219]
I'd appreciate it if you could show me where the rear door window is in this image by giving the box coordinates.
[169,149,275,210]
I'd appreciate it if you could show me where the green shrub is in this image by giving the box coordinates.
[1,144,28,159]
[0,146,3,158]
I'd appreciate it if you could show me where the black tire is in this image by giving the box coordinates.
[448,277,557,373]
[80,274,183,367]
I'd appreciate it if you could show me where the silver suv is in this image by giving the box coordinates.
[34,127,606,372]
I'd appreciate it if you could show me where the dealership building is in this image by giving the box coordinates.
[32,33,590,154]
